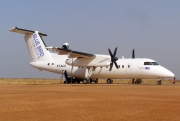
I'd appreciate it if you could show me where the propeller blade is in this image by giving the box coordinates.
[114,61,119,69]
[108,48,113,58]
[109,62,113,71]
[113,47,118,57]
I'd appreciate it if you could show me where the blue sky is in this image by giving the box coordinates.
[0,0,180,79]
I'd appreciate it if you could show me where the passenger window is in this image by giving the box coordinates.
[122,65,124,68]
[128,65,130,68]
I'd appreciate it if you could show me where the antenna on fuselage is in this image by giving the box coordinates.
[132,48,135,59]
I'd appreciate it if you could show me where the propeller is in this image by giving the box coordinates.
[132,48,135,58]
[108,47,119,71]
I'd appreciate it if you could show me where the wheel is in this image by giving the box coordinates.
[90,79,92,83]
[72,80,76,83]
[83,79,89,84]
[107,79,112,84]
[77,80,80,84]
[95,79,98,84]
[136,79,142,84]
[83,79,87,84]
[157,80,162,85]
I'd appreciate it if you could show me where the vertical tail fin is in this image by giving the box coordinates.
[10,27,52,61]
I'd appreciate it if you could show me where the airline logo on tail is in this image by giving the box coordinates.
[32,33,44,59]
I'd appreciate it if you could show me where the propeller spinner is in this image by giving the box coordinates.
[108,47,119,71]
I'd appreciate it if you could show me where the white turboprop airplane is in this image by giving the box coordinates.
[10,27,175,85]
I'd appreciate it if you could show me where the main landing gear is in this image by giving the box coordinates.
[107,79,113,84]
[83,78,99,84]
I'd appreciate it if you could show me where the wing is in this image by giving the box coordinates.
[47,47,110,67]
[46,47,96,58]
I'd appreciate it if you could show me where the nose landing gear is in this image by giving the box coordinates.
[157,79,162,85]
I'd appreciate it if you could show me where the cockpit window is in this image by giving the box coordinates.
[144,62,159,65]
[152,62,159,65]
[144,62,153,65]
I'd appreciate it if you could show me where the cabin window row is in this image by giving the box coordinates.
[106,65,128,69]
[47,64,131,69]
[47,63,54,65]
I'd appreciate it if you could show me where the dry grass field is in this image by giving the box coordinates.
[0,78,180,121]
[0,78,178,84]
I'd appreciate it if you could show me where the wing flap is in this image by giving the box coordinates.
[46,47,95,58]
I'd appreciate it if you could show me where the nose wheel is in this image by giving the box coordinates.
[157,79,162,85]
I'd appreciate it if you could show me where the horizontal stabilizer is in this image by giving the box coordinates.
[10,27,47,36]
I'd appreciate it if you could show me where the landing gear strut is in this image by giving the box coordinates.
[83,67,93,84]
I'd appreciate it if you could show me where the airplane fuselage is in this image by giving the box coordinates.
[30,54,174,80]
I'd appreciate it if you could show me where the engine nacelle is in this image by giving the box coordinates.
[62,43,69,49]
[65,55,110,67]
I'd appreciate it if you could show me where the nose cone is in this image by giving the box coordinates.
[161,67,175,78]
[165,70,175,78]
